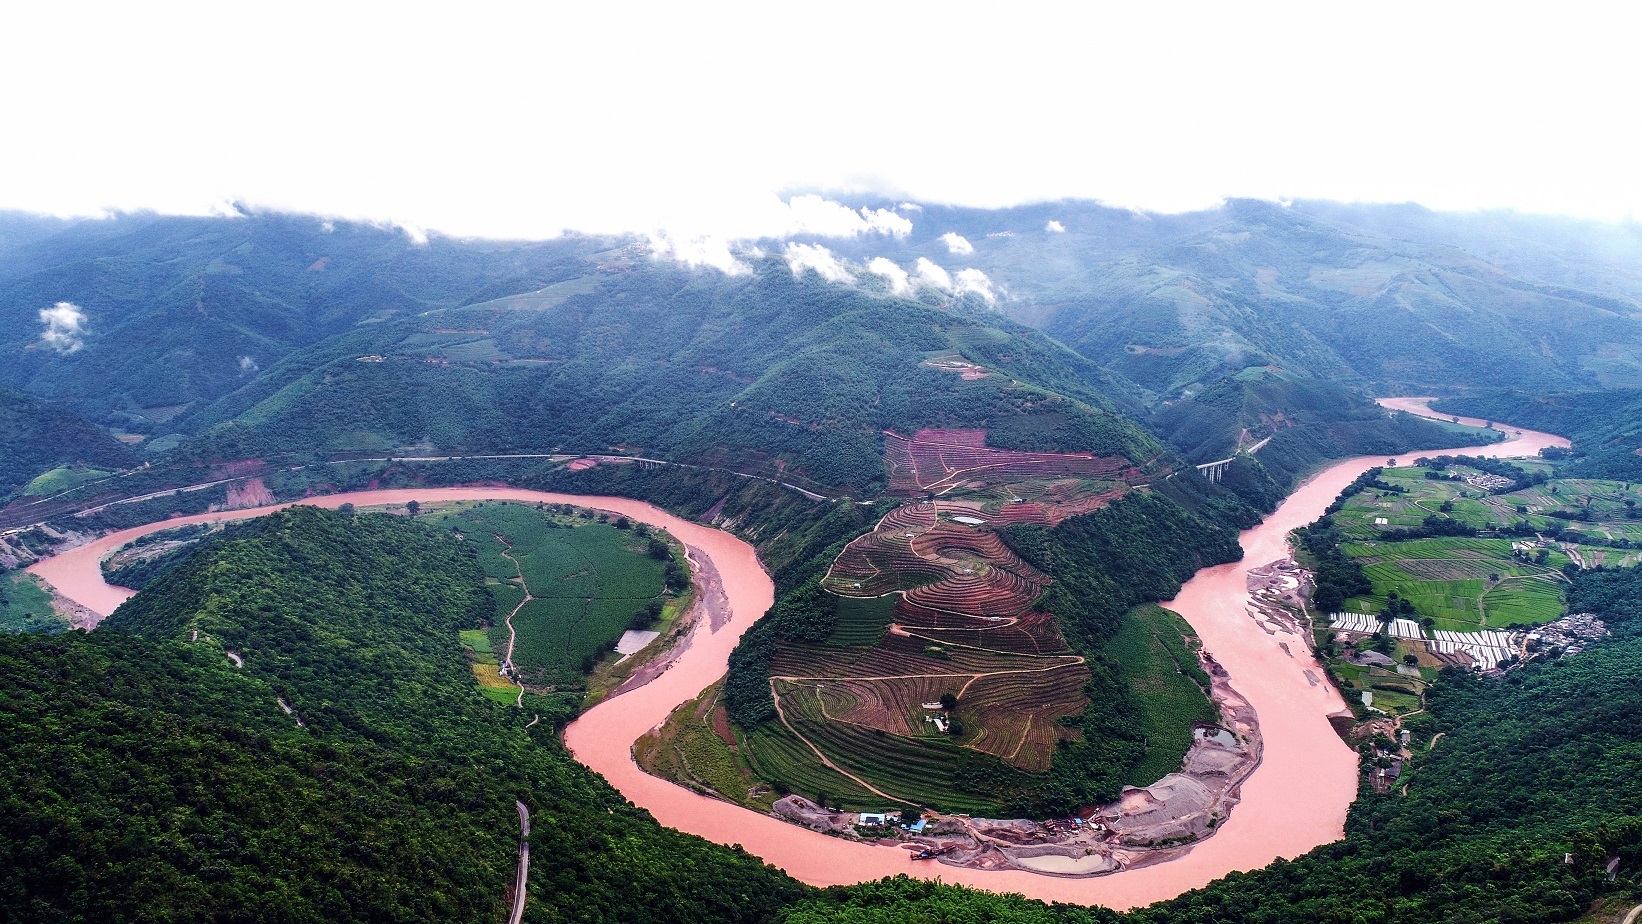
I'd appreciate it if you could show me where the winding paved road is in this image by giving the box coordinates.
[509,800,530,924]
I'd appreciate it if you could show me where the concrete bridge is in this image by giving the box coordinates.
[1196,457,1235,483]
[1193,435,1272,484]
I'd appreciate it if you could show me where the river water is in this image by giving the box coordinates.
[26,399,1567,909]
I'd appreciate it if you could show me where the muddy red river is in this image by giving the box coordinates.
[26,399,1567,909]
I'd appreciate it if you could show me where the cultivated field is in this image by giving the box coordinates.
[1338,537,1568,630]
[426,502,671,687]
[1327,460,1642,631]
[749,428,1183,811]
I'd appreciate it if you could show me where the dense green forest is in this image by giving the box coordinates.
[0,383,136,501]
[1437,389,1642,481]
[0,507,803,922]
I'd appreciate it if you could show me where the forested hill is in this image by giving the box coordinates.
[7,205,1637,500]
[0,211,612,428]
[0,384,137,501]
[1151,370,1497,508]
[1437,389,1642,481]
[6,505,1639,922]
[0,506,802,922]
[179,260,1161,494]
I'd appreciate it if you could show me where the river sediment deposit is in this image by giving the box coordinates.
[26,399,1567,909]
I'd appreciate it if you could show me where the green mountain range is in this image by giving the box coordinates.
[3,203,1641,922]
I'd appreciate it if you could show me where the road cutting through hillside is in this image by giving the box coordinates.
[25,401,1567,909]
[494,535,533,708]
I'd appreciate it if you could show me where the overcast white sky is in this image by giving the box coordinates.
[1,2,1637,240]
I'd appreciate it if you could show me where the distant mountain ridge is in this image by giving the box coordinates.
[815,198,1642,396]
[0,212,614,431]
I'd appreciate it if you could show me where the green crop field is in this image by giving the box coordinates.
[0,572,66,634]
[826,596,895,647]
[741,722,887,812]
[425,502,671,686]
[21,465,115,497]
[746,678,1020,815]
[636,684,781,811]
[1336,464,1642,547]
[1336,536,1567,629]
[1106,604,1219,785]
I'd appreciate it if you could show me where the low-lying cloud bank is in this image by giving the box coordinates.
[648,195,912,274]
[784,246,997,304]
[39,302,87,353]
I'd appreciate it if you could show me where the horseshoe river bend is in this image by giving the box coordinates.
[25,398,1567,909]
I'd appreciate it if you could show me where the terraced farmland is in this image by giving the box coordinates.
[884,428,1140,497]
[749,428,1183,810]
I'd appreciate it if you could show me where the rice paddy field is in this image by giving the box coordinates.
[1337,537,1568,630]
[425,502,672,687]
[1329,463,1642,632]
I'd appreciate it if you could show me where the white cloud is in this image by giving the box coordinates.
[784,243,852,283]
[1045,220,1066,232]
[865,257,912,295]
[637,193,916,275]
[940,232,974,255]
[785,195,911,238]
[897,202,923,212]
[38,301,87,353]
[239,355,259,374]
[648,233,751,275]
[913,258,953,292]
[955,268,997,303]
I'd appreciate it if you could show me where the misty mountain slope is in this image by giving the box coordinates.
[1292,200,1642,304]
[822,198,1642,395]
[0,212,610,430]
[1030,202,1642,394]
[183,260,1165,493]
[1437,388,1642,481]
